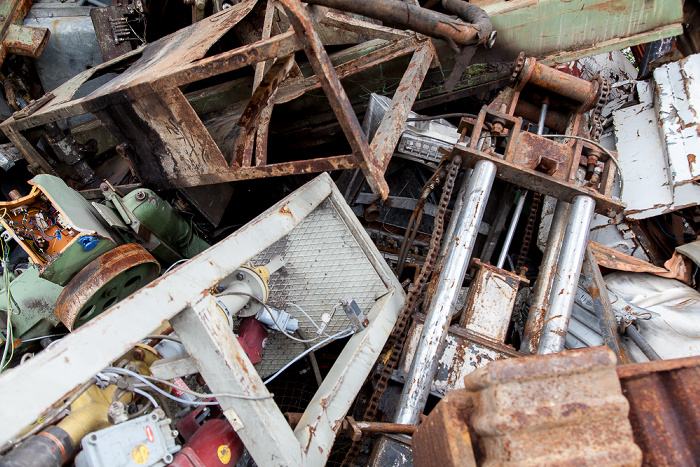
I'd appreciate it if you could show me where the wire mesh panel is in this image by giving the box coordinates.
[250,198,390,377]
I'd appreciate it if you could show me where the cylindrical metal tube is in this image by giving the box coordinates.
[519,59,598,109]
[537,195,596,355]
[520,199,569,354]
[394,160,497,425]
[626,325,661,361]
[305,0,484,46]
[514,100,569,134]
[497,189,527,269]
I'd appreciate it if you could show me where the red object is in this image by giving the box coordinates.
[172,419,244,467]
[236,317,268,364]
[176,400,221,441]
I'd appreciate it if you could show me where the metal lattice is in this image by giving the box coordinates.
[249,199,389,377]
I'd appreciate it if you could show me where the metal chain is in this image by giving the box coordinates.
[516,191,541,275]
[341,155,462,466]
[590,75,610,142]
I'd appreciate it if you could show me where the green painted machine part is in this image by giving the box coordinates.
[122,188,210,261]
[0,265,63,343]
[0,175,119,287]
[0,175,211,350]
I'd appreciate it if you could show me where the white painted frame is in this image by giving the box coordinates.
[0,173,404,466]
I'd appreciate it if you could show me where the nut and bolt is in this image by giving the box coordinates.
[133,349,145,361]
[135,190,147,201]
[236,272,245,281]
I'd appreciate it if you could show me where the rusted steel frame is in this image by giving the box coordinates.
[304,0,488,48]
[253,0,278,167]
[275,35,421,104]
[279,0,389,198]
[224,155,359,182]
[517,57,599,110]
[617,356,700,465]
[452,145,624,216]
[319,10,412,41]
[152,30,303,94]
[581,245,632,364]
[284,412,417,436]
[370,43,435,174]
[232,55,295,167]
[3,24,50,58]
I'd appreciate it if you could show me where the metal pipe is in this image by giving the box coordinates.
[497,189,527,269]
[626,325,661,361]
[537,195,596,354]
[518,58,599,109]
[520,199,569,354]
[305,0,490,47]
[394,160,497,425]
[496,102,546,270]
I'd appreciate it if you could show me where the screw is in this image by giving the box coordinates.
[133,349,145,361]
[236,272,245,281]
[135,190,147,201]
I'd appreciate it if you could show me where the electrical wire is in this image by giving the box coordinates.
[1,239,14,372]
[263,327,354,385]
[104,366,271,403]
[143,334,181,344]
[163,258,188,275]
[133,388,159,408]
[218,291,330,343]
[539,134,624,197]
[654,217,697,242]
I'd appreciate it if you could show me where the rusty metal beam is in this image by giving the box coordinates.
[370,43,435,174]
[581,245,633,364]
[279,0,389,198]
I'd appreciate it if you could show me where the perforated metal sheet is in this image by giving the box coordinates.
[249,199,390,377]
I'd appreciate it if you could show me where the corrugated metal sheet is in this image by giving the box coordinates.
[617,356,700,466]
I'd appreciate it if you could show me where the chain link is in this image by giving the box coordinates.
[590,75,610,143]
[341,155,462,466]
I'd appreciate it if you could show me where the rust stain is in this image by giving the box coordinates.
[279,202,292,216]
[688,154,696,172]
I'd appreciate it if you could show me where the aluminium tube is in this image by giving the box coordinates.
[520,199,569,354]
[536,195,596,354]
[496,189,527,269]
[394,160,497,426]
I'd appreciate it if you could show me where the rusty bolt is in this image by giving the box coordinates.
[236,272,245,281]
[135,190,147,201]
[362,318,370,327]
[133,349,145,361]
[491,122,504,136]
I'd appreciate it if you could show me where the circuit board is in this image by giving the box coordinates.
[0,189,78,265]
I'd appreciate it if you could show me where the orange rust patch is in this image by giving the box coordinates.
[279,202,292,216]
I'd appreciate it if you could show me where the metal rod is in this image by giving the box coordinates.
[626,325,661,361]
[537,195,596,355]
[581,246,633,364]
[495,103,546,270]
[520,199,569,353]
[497,188,527,269]
[394,159,497,426]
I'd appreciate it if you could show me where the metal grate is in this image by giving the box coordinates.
[250,199,389,377]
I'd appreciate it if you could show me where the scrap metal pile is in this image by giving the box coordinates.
[0,0,698,465]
